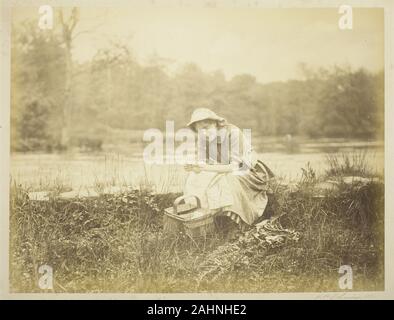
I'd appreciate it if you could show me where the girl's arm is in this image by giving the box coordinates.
[197,127,250,174]
[185,126,252,174]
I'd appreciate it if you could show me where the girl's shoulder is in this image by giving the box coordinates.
[218,123,245,145]
[220,123,241,133]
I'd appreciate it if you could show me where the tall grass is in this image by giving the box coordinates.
[9,157,384,293]
[325,151,378,178]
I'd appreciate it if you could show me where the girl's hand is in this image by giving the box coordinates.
[184,164,202,173]
[191,164,202,173]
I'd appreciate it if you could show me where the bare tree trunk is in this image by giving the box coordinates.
[59,8,79,147]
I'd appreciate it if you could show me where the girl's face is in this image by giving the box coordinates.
[194,120,218,141]
[194,119,217,132]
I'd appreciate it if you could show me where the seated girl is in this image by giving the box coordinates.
[183,108,276,231]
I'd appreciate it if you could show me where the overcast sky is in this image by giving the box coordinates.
[13,6,384,83]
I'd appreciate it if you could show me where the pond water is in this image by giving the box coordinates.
[11,148,384,193]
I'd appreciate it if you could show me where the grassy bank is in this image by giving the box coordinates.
[10,155,384,293]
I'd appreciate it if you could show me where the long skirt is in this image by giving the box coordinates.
[183,160,275,227]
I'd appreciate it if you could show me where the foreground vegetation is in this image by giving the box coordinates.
[10,155,384,293]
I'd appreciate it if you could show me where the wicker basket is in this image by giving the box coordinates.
[163,195,215,238]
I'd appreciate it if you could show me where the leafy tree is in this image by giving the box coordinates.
[11,19,384,152]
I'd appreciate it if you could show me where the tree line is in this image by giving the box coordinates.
[11,16,384,152]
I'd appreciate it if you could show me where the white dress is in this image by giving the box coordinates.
[183,124,274,226]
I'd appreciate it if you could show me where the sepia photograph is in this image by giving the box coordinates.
[1,0,392,297]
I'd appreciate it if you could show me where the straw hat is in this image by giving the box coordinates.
[187,108,225,128]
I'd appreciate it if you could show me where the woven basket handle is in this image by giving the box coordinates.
[173,195,201,215]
